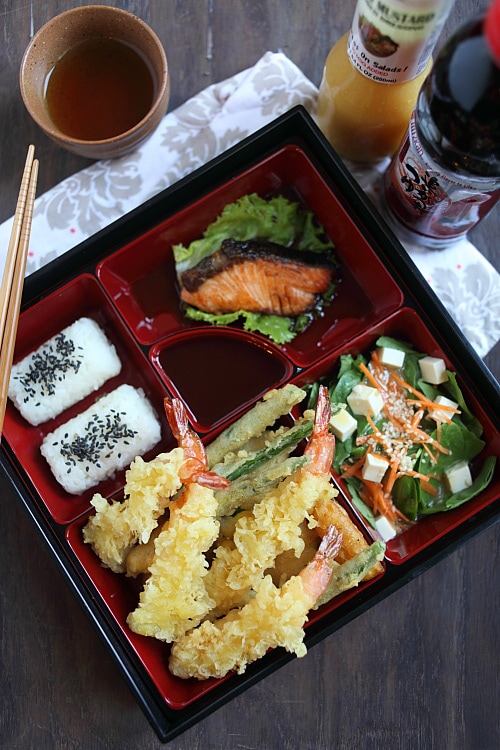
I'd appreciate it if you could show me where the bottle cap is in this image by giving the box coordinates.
[485,0,500,66]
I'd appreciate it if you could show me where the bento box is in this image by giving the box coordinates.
[1,106,498,742]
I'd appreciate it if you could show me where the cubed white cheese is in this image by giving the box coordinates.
[429,395,458,422]
[377,346,405,370]
[362,452,389,483]
[347,384,384,417]
[419,356,448,384]
[445,461,472,494]
[374,514,397,541]
[329,408,357,441]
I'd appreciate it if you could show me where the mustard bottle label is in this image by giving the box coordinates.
[347,0,451,84]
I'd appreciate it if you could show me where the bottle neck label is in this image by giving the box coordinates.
[347,0,451,84]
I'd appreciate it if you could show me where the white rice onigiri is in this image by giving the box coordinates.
[40,384,162,495]
[8,317,122,426]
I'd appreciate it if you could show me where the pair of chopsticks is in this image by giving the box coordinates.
[0,145,39,439]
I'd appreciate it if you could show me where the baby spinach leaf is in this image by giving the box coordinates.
[419,456,496,514]
[328,353,366,404]
[442,371,483,437]
[392,475,420,520]
[421,422,485,475]
[416,422,486,511]
[375,336,421,355]
[332,437,353,472]
[345,477,378,529]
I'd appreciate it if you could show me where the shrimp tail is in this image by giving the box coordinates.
[190,470,230,490]
[315,384,332,434]
[164,397,191,446]
[164,397,230,489]
[304,385,335,475]
[299,524,342,603]
[317,524,343,562]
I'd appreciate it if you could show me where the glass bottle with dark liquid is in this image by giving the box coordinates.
[383,0,500,248]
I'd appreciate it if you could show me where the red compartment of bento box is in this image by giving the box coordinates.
[292,307,500,564]
[97,144,403,366]
[2,275,175,524]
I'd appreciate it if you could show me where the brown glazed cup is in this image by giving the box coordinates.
[19,5,170,159]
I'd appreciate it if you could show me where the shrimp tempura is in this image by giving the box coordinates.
[205,386,337,612]
[126,398,229,642]
[126,482,221,642]
[169,525,342,679]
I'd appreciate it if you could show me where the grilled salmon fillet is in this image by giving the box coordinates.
[179,238,337,317]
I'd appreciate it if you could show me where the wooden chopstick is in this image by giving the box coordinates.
[0,145,39,438]
[0,145,35,343]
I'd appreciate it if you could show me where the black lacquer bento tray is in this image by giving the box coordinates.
[1,106,499,742]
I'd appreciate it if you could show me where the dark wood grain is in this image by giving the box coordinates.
[0,2,498,748]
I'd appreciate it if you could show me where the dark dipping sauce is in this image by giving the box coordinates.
[157,334,290,429]
[45,38,155,140]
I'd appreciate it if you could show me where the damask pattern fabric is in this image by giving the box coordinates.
[0,51,498,356]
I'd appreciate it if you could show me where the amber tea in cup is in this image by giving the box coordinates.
[45,37,155,141]
[20,6,170,159]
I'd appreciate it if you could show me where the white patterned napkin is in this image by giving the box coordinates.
[1,51,499,357]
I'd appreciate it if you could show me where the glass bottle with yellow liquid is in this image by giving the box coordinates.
[316,0,454,163]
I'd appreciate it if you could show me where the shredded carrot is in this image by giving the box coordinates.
[423,436,451,456]
[391,371,428,399]
[384,455,400,495]
[371,348,382,371]
[372,486,386,517]
[358,362,381,391]
[405,469,439,495]
[361,480,409,524]
[411,408,425,429]
[422,442,438,464]
[392,370,460,415]
[366,413,381,435]
[410,397,460,418]
[381,407,406,434]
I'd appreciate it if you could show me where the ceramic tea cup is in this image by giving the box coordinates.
[20,5,170,160]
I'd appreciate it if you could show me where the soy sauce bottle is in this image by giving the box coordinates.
[383,0,500,247]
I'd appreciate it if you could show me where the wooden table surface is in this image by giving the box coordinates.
[1,1,498,748]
